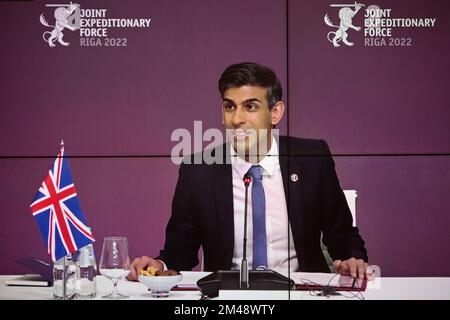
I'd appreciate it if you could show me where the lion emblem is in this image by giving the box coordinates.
[324,2,364,47]
[40,2,79,47]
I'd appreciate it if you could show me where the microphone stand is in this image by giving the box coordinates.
[239,174,251,289]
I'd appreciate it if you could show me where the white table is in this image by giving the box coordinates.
[1,272,449,300]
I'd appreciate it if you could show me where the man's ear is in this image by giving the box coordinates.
[271,101,285,126]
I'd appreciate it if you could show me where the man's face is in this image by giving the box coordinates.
[222,85,284,159]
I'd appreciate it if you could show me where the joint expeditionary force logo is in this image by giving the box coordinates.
[38,2,152,48]
[324,2,365,47]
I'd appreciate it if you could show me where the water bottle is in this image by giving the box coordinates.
[75,243,97,298]
[53,254,76,300]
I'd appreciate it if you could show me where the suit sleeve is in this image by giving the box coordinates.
[156,163,201,271]
[319,140,368,262]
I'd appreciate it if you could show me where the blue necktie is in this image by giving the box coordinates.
[248,165,268,269]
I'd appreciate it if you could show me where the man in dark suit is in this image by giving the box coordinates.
[128,62,368,281]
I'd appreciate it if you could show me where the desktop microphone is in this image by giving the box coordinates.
[239,173,252,289]
[197,171,295,298]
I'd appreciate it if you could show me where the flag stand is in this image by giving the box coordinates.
[30,140,95,300]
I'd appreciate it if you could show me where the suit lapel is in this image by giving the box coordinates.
[279,137,305,268]
[212,145,234,267]
[279,136,290,196]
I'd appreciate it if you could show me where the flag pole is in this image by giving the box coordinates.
[61,139,66,300]
[62,255,67,300]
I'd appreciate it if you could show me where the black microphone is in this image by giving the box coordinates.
[197,171,295,298]
[240,173,252,289]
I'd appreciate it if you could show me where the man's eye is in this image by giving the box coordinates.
[245,104,258,111]
[223,105,235,112]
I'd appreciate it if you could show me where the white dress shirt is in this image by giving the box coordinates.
[231,136,299,273]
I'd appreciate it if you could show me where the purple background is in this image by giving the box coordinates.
[1,0,449,276]
[289,0,450,276]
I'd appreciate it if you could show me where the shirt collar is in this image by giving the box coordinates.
[230,136,279,180]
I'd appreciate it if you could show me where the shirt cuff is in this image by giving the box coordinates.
[156,259,168,271]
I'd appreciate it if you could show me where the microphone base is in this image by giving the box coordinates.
[197,270,295,298]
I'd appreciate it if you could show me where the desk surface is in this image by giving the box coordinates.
[1,272,449,300]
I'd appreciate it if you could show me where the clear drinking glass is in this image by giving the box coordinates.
[99,237,131,299]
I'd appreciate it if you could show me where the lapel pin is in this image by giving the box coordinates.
[290,173,299,182]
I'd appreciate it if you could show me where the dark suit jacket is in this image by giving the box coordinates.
[157,136,368,272]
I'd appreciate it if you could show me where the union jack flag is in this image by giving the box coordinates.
[30,141,94,262]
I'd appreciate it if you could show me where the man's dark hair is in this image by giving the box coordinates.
[218,62,282,109]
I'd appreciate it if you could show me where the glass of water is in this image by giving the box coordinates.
[99,237,131,299]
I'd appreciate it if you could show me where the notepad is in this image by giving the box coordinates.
[6,274,51,287]
[13,257,53,283]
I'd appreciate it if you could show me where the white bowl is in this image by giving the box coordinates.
[138,274,183,298]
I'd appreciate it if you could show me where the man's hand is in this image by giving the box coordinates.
[333,258,369,279]
[126,256,164,281]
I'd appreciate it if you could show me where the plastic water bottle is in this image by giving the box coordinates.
[75,243,97,298]
[53,254,76,300]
